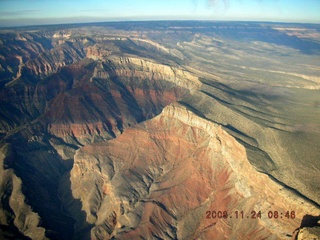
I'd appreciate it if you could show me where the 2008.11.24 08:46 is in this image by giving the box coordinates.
[206,210,296,220]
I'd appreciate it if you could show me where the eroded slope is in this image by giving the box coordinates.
[64,103,319,240]
[0,50,200,238]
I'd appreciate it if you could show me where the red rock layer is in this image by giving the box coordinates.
[67,103,320,239]
[46,57,200,143]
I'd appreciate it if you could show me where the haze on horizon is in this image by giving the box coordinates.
[0,0,319,27]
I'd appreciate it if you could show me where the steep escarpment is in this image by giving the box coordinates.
[64,103,319,239]
[0,144,47,240]
[0,30,93,87]
[0,31,91,133]
[0,31,53,87]
[1,130,76,240]
[43,56,200,144]
[25,41,86,78]
[0,52,200,239]
[0,27,191,134]
[179,80,320,204]
[0,53,199,137]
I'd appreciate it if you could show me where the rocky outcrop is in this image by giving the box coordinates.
[86,46,111,60]
[0,31,53,86]
[106,56,200,92]
[0,32,88,133]
[45,57,200,144]
[0,144,47,240]
[64,103,319,239]
[0,129,77,240]
[25,41,86,78]
[0,50,201,238]
[52,31,71,39]
[296,227,320,240]
[131,38,185,60]
[180,81,320,204]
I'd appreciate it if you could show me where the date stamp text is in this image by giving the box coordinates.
[206,210,296,220]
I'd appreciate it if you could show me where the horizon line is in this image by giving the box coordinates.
[1,18,320,29]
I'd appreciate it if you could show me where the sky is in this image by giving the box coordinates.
[0,0,319,27]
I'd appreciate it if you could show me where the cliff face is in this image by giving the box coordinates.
[0,30,201,238]
[64,103,319,239]
[0,32,53,87]
[0,31,91,133]
[25,41,86,78]
[0,50,199,138]
[43,56,199,144]
[0,144,47,240]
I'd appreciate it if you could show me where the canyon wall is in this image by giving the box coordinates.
[64,103,319,239]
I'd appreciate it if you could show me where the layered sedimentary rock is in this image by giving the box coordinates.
[0,32,90,133]
[0,39,201,238]
[0,46,199,138]
[64,103,319,239]
[0,31,54,86]
[44,57,200,144]
[25,41,86,78]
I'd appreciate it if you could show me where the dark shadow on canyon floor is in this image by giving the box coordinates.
[293,214,320,240]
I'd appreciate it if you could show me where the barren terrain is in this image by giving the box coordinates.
[0,21,319,239]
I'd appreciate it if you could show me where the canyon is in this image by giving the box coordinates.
[0,21,319,239]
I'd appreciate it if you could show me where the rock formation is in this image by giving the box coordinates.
[64,103,319,239]
[0,144,47,240]
[42,56,199,144]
